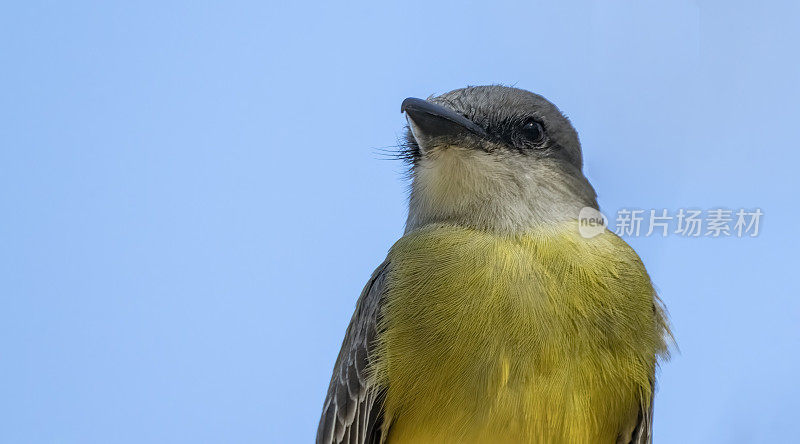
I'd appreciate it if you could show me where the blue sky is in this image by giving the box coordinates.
[2,1,799,443]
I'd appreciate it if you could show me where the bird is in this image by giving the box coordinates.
[316,85,670,444]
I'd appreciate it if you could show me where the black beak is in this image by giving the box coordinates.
[401,97,487,140]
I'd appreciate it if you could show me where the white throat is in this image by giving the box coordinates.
[405,147,596,234]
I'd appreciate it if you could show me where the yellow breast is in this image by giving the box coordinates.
[373,223,667,444]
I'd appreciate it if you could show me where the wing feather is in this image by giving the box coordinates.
[628,389,654,444]
[316,261,390,444]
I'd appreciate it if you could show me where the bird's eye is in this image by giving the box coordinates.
[520,119,545,143]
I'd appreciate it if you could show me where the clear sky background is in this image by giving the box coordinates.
[2,1,799,443]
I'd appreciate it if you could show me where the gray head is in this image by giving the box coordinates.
[400,85,598,233]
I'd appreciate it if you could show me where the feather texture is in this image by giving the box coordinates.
[317,262,390,444]
[372,223,669,444]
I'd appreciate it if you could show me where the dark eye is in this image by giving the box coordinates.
[520,119,545,143]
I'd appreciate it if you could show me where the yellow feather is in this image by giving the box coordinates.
[372,222,669,444]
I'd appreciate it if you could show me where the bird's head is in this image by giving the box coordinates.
[401,85,598,233]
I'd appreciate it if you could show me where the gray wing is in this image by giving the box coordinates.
[615,387,653,444]
[316,261,390,444]
[626,386,655,444]
[629,297,671,444]
[616,376,656,444]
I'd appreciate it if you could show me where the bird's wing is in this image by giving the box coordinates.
[627,386,655,444]
[628,296,670,444]
[317,261,390,444]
